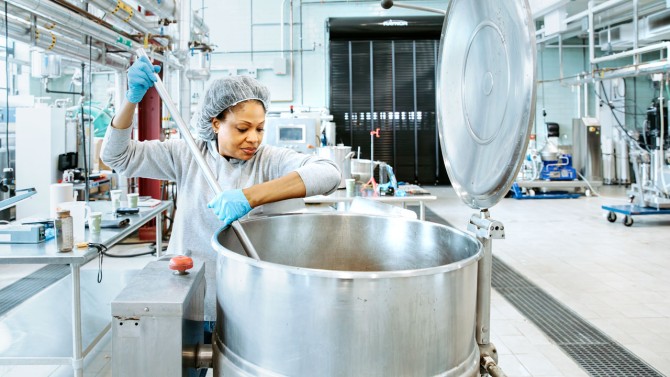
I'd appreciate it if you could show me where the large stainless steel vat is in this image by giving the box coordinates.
[212,213,482,376]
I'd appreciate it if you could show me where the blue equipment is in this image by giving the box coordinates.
[540,154,577,181]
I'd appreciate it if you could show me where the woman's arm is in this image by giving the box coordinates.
[242,171,306,208]
[111,99,136,130]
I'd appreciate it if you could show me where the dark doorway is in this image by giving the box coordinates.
[328,17,448,185]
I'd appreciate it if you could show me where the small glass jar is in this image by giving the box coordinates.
[55,209,74,252]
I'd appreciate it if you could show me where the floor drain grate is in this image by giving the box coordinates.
[0,265,70,317]
[424,208,664,377]
[492,258,664,377]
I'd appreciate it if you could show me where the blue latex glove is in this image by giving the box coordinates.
[126,56,161,103]
[207,189,252,227]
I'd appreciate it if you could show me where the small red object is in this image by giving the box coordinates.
[169,256,193,274]
[370,128,380,137]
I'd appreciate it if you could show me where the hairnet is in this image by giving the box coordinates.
[191,76,271,141]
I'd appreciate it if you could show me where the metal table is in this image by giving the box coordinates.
[304,189,436,221]
[0,200,172,377]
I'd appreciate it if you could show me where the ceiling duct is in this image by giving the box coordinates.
[641,8,670,43]
[598,23,635,51]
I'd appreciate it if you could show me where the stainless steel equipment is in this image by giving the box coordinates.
[435,0,535,376]
[437,0,536,210]
[572,118,603,182]
[317,146,354,188]
[111,260,206,377]
[213,213,482,376]
[263,117,321,154]
[602,138,616,184]
[350,158,378,184]
[615,133,630,184]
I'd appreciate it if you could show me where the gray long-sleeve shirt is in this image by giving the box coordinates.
[101,126,340,320]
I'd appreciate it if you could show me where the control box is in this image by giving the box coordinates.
[0,224,46,243]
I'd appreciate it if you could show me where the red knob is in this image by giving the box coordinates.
[169,255,193,275]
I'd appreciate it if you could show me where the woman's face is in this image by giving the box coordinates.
[212,101,266,160]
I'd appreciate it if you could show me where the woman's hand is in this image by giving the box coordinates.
[126,56,161,103]
[207,189,253,227]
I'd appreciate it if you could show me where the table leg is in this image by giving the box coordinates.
[71,264,83,377]
[419,202,425,221]
[156,211,163,258]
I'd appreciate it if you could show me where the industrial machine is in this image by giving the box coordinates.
[111,259,205,377]
[263,115,322,154]
[572,117,603,182]
[515,122,587,199]
[539,122,577,181]
[603,81,670,225]
[539,154,578,181]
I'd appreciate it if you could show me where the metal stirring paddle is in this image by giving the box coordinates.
[135,48,261,261]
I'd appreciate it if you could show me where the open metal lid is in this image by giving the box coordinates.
[437,0,536,209]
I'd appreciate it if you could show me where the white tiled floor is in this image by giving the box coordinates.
[1,185,669,376]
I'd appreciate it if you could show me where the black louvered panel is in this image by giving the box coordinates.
[329,25,447,184]
[330,40,351,146]
[372,41,395,168]
[415,41,439,183]
[393,40,418,182]
[350,41,373,157]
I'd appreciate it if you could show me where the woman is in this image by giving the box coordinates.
[101,57,341,323]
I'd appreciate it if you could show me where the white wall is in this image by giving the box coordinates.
[535,45,587,148]
[202,0,659,149]
[203,0,447,110]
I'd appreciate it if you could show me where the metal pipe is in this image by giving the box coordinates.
[0,15,127,70]
[558,34,563,82]
[564,0,628,25]
[136,0,176,20]
[280,0,287,59]
[379,0,446,15]
[192,12,209,36]
[177,0,190,122]
[183,343,213,369]
[577,83,582,118]
[633,0,639,65]
[588,0,595,69]
[566,61,670,84]
[89,0,160,36]
[482,355,508,377]
[135,48,261,261]
[71,264,83,377]
[3,5,109,52]
[592,42,670,64]
[584,81,589,117]
[659,81,669,195]
[5,0,138,52]
[137,0,209,35]
[475,235,492,345]
[5,4,82,41]
[211,46,315,55]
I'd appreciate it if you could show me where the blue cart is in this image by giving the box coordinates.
[601,204,670,227]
